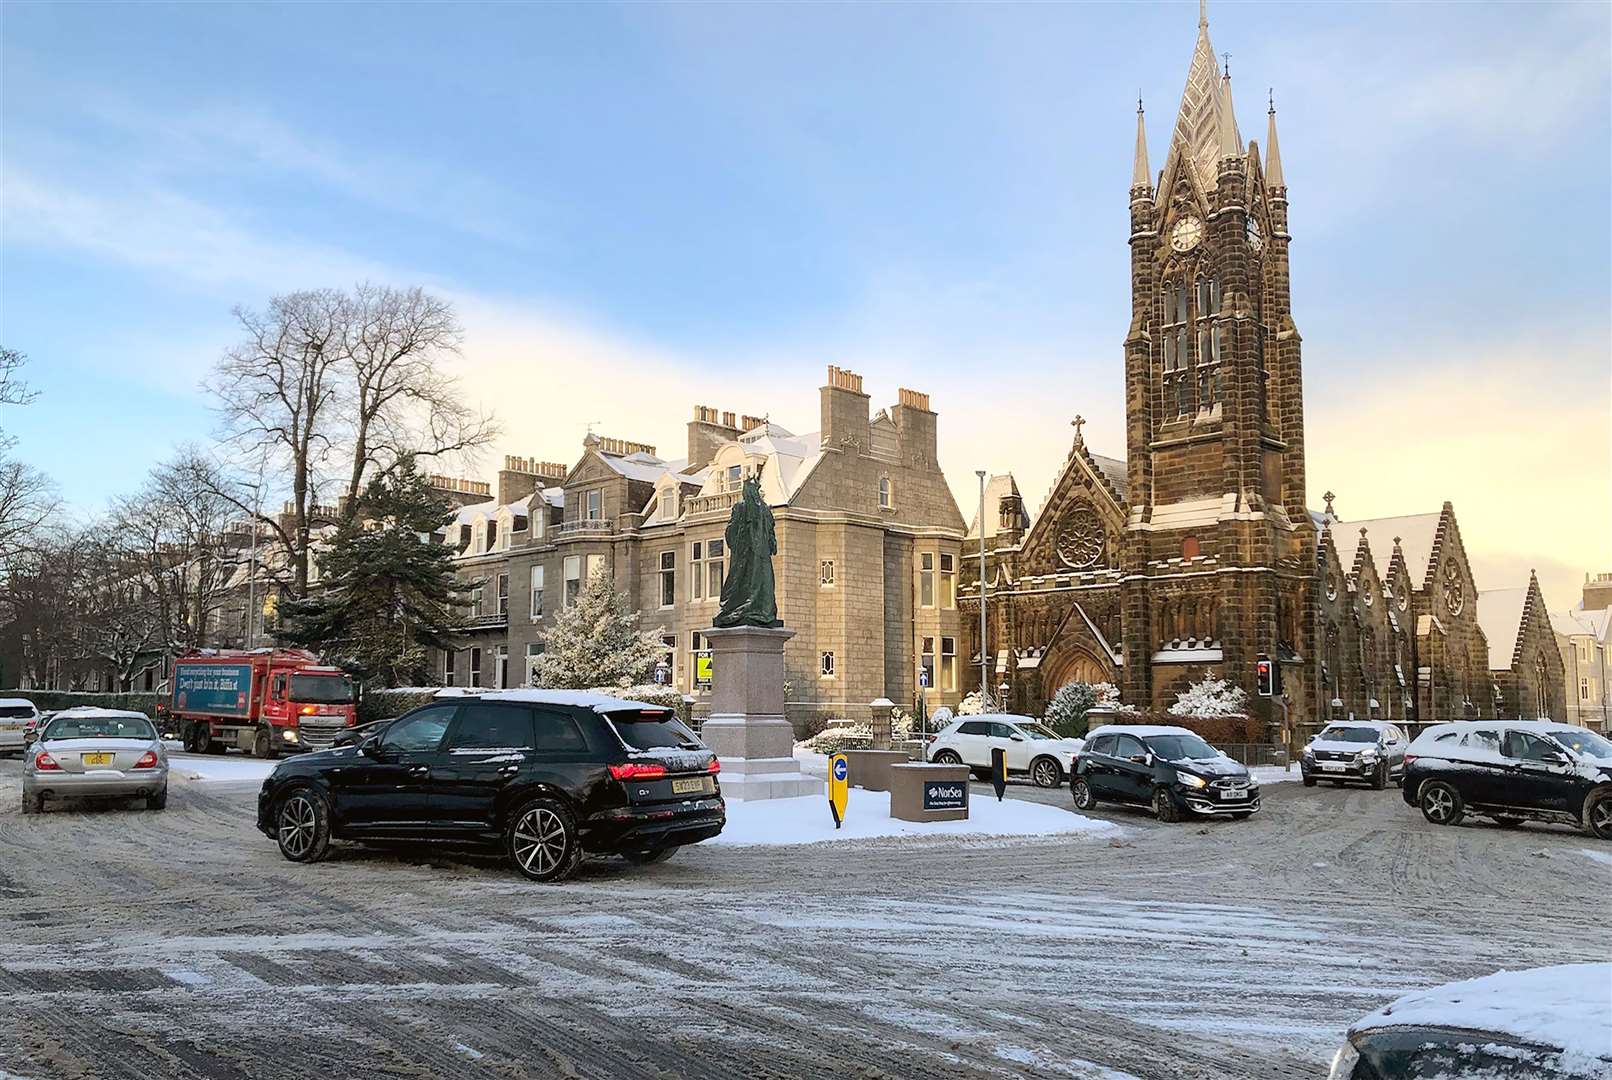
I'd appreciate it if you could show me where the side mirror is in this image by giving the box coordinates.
[1009,733,1025,742]
[360,737,383,759]
[1546,750,1571,766]
[1128,753,1150,766]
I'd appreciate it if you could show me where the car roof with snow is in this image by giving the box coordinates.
[49,706,150,720]
[1318,719,1397,730]
[1350,962,1612,1064]
[0,697,38,709]
[1085,724,1198,739]
[1411,719,1592,743]
[947,714,1038,726]
[476,689,673,714]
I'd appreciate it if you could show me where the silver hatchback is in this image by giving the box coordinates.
[22,708,169,813]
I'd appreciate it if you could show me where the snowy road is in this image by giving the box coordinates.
[0,756,1608,1080]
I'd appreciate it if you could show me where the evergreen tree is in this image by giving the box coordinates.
[1168,675,1249,718]
[534,569,667,689]
[279,456,465,687]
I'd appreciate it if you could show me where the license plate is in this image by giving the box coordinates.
[671,777,709,795]
[81,752,114,767]
[1320,761,1347,772]
[1220,789,1246,801]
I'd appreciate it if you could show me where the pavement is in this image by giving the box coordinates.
[0,753,1608,1080]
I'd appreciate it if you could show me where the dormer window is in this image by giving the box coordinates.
[726,464,742,492]
[486,520,498,551]
[659,490,676,521]
[458,523,472,551]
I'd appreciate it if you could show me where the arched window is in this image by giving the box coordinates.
[1536,653,1551,719]
[878,475,893,510]
[1161,279,1190,417]
[1181,535,1201,560]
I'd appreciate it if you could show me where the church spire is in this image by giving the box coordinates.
[1131,97,1152,192]
[1161,0,1242,194]
[1265,92,1285,189]
[1217,69,1241,159]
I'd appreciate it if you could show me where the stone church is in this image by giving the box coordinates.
[958,6,1541,734]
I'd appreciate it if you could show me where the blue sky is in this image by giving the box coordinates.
[3,1,1609,606]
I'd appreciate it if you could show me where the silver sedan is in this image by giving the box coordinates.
[22,708,169,813]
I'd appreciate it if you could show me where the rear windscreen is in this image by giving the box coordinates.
[43,716,155,741]
[608,712,702,751]
[0,705,35,719]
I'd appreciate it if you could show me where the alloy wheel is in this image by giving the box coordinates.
[1591,799,1612,837]
[278,795,317,858]
[1424,787,1454,823]
[1032,759,1060,788]
[1072,780,1095,810]
[512,808,569,876]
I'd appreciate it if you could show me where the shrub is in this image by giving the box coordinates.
[957,690,991,716]
[1043,681,1133,738]
[1168,676,1248,718]
[801,723,873,754]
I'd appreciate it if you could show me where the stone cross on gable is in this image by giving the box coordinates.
[1071,415,1086,444]
[1323,491,1336,516]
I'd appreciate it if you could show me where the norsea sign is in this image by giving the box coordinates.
[922,780,967,811]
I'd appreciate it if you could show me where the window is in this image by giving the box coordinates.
[497,573,510,617]
[941,636,956,691]
[1087,734,1116,756]
[660,635,677,682]
[1582,677,1591,701]
[525,642,543,683]
[458,523,472,551]
[659,490,676,520]
[820,651,835,678]
[919,552,935,608]
[1161,279,1190,414]
[878,475,892,509]
[380,705,456,753]
[447,703,533,751]
[486,519,498,551]
[693,539,725,601]
[659,550,676,607]
[958,721,990,736]
[1462,729,1499,753]
[469,583,484,617]
[470,647,482,686]
[1114,734,1147,760]
[726,464,743,491]
[920,637,935,688]
[940,554,956,608]
[820,560,835,587]
[444,649,457,684]
[692,630,712,688]
[586,553,605,585]
[532,709,588,752]
[1503,730,1558,763]
[563,556,582,606]
[496,645,509,689]
[585,490,602,520]
[530,565,545,619]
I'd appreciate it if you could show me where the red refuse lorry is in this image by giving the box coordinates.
[170,649,358,757]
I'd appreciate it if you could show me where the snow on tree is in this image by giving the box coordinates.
[533,569,668,689]
[957,689,991,715]
[1169,675,1249,718]
[1044,680,1136,736]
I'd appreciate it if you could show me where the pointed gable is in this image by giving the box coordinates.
[1018,436,1128,573]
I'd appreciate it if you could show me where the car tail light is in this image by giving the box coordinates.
[33,752,61,771]
[707,759,721,774]
[1402,754,1416,767]
[608,762,668,781]
[133,751,159,770]
[926,735,937,744]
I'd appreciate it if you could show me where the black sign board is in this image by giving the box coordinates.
[990,747,1008,802]
[922,780,968,812]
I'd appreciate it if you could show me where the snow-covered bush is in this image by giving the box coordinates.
[802,723,873,754]
[1168,675,1248,718]
[957,690,992,715]
[1044,681,1133,737]
[586,684,684,711]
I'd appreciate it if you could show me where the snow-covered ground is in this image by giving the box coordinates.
[709,786,1118,846]
[166,753,276,783]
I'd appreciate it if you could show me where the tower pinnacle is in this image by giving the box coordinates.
[1265,92,1285,189]
[1132,98,1152,191]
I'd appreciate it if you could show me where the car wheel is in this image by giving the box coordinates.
[1071,778,1098,811]
[253,727,278,760]
[1301,772,1317,787]
[1152,787,1179,823]
[1492,815,1524,829]
[1030,757,1062,789]
[1584,790,1612,841]
[185,724,205,753]
[621,847,677,865]
[1371,761,1388,790]
[932,750,962,766]
[1419,781,1464,827]
[506,797,582,883]
[275,787,332,863]
[146,789,167,811]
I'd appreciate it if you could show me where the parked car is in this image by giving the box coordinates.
[1301,720,1409,789]
[22,707,169,813]
[1328,962,1612,1078]
[0,697,40,757]
[925,714,1085,788]
[256,689,725,882]
[1070,724,1260,821]
[1401,721,1612,839]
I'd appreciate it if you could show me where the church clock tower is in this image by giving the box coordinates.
[1119,2,1316,723]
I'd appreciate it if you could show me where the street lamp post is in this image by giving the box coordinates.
[976,470,988,705]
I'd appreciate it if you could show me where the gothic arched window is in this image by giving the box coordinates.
[1161,279,1190,417]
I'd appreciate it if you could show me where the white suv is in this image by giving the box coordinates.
[925,714,1085,788]
[0,698,40,757]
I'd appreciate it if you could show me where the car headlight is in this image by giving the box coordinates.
[1176,773,1208,790]
[1359,749,1378,760]
[1326,1038,1360,1080]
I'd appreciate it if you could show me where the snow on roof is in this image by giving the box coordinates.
[1318,718,1398,731]
[1553,606,1611,640]
[0,697,37,709]
[1476,587,1528,670]
[967,474,1026,540]
[540,485,564,509]
[1085,723,1198,739]
[1089,452,1128,500]
[479,689,672,714]
[598,449,672,484]
[1347,512,1443,586]
[1350,962,1612,1067]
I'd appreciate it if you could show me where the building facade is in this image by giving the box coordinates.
[957,8,1527,734]
[435,367,967,729]
[1552,574,1611,731]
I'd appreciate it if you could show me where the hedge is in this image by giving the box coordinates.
[0,690,164,716]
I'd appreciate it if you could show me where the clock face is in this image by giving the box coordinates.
[1170,216,1205,253]
[1055,505,1105,570]
[1443,563,1464,616]
[1246,217,1264,254]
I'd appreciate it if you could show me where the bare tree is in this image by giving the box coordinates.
[207,290,347,597]
[338,284,495,517]
[0,346,38,416]
[0,459,56,564]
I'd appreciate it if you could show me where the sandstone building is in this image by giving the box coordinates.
[434,368,967,728]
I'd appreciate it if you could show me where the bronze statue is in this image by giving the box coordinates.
[715,476,783,628]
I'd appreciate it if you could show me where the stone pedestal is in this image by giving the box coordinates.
[889,763,970,823]
[700,625,824,800]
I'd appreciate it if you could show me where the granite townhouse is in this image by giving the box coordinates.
[432,366,968,730]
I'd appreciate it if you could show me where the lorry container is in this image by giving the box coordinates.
[171,649,357,757]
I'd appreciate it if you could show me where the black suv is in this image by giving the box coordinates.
[256,690,725,881]
[1070,725,1260,822]
[1402,721,1612,839]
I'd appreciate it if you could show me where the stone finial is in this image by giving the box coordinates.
[1265,91,1285,188]
[1072,414,1086,444]
[1322,491,1335,516]
[1131,99,1152,192]
[1393,535,1402,548]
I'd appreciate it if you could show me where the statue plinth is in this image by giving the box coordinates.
[700,625,823,801]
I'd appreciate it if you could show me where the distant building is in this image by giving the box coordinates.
[1476,574,1567,723]
[435,366,967,729]
[1551,573,1612,731]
